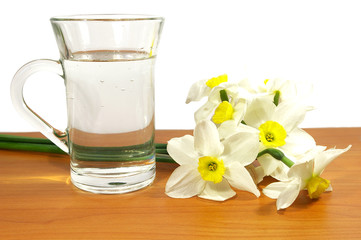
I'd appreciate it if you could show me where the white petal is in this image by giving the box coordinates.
[194,120,224,157]
[314,145,352,176]
[277,80,297,102]
[258,154,283,176]
[235,122,261,134]
[272,101,307,133]
[293,81,314,104]
[232,99,248,124]
[218,120,238,140]
[276,179,302,210]
[254,166,265,183]
[238,78,256,93]
[270,163,291,181]
[224,162,260,197]
[198,179,236,201]
[245,164,265,184]
[236,81,258,99]
[218,121,259,140]
[167,135,198,166]
[221,131,259,165]
[194,85,232,123]
[194,100,218,123]
[243,96,275,128]
[265,78,281,92]
[185,79,210,103]
[207,86,224,102]
[263,181,290,199]
[282,128,316,156]
[296,145,327,163]
[165,165,205,198]
[287,160,314,184]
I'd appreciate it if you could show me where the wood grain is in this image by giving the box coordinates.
[0,128,360,240]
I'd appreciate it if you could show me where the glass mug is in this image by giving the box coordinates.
[11,14,164,194]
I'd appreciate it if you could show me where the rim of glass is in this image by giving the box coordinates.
[51,14,164,22]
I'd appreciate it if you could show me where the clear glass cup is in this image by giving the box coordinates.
[10,14,164,194]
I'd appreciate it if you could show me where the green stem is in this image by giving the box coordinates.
[257,148,294,168]
[155,148,168,154]
[0,135,174,163]
[219,89,229,102]
[0,134,53,144]
[155,154,176,163]
[0,141,65,154]
[155,143,167,149]
[273,90,280,106]
[0,134,168,149]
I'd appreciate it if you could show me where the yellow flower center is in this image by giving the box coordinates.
[259,121,287,147]
[306,176,330,199]
[198,156,226,184]
[206,74,228,88]
[212,101,234,124]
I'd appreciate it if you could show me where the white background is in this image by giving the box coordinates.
[1,0,360,132]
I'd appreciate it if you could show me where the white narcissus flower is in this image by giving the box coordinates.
[186,74,251,126]
[242,96,316,180]
[194,84,249,125]
[237,77,295,103]
[263,145,351,210]
[238,78,314,116]
[239,77,312,105]
[260,78,314,111]
[258,78,297,102]
[165,120,260,201]
[186,74,228,104]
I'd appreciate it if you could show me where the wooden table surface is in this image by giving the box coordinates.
[0,128,360,240]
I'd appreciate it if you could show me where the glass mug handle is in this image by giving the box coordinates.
[10,59,69,153]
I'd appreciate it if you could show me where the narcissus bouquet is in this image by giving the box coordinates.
[165,75,351,210]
